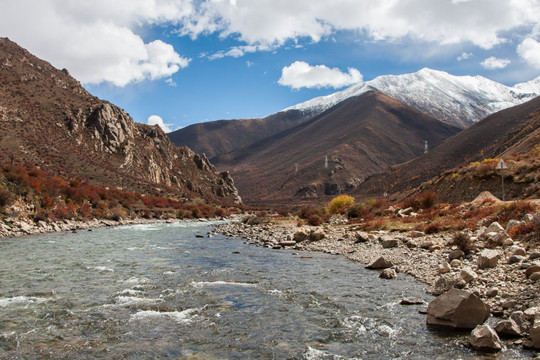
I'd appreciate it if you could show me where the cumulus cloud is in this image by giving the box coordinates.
[278,61,362,90]
[0,0,191,86]
[180,0,540,50]
[147,115,174,133]
[480,56,511,70]
[517,38,540,68]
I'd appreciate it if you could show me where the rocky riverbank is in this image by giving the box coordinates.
[0,216,217,238]
[214,215,540,354]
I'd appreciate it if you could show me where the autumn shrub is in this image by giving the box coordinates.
[402,191,437,210]
[307,214,322,226]
[347,204,369,219]
[533,213,540,234]
[424,221,444,234]
[450,232,474,254]
[192,207,202,218]
[215,207,227,218]
[328,195,355,214]
[298,206,325,220]
[507,223,534,239]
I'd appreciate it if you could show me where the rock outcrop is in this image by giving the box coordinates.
[0,38,240,204]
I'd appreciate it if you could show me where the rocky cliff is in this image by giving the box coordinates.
[0,37,240,204]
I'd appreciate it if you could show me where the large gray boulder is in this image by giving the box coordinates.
[427,289,490,329]
[469,325,503,352]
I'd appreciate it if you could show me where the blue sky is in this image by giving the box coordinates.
[1,0,540,132]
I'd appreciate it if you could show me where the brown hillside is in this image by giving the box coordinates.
[0,38,240,204]
[168,109,309,158]
[213,91,460,203]
[356,96,540,202]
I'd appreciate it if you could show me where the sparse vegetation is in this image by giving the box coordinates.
[450,232,474,254]
[0,163,231,222]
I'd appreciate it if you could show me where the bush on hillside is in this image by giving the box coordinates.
[328,195,355,214]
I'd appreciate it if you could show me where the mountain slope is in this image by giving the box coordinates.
[167,110,307,158]
[284,68,540,129]
[213,91,460,202]
[0,37,240,204]
[354,96,540,201]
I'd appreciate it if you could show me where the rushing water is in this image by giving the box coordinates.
[0,221,528,359]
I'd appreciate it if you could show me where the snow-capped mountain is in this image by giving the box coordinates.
[284,68,540,128]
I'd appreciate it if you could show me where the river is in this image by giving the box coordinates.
[0,221,528,359]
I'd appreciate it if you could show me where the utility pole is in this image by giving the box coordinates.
[424,140,428,154]
[496,159,507,201]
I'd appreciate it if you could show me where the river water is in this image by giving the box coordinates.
[0,221,528,359]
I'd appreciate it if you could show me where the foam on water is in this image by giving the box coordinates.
[114,296,164,306]
[190,280,257,289]
[0,296,50,307]
[87,266,114,272]
[130,308,201,324]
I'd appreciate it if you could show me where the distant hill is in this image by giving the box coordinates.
[212,91,460,203]
[168,110,308,158]
[0,37,240,204]
[355,96,540,203]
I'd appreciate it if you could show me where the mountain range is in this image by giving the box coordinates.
[0,38,240,204]
[169,68,539,204]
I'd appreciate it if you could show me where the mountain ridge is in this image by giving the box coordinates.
[284,68,540,129]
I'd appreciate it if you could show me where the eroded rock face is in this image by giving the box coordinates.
[427,289,490,329]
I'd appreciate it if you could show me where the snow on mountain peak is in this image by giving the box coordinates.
[283,68,539,128]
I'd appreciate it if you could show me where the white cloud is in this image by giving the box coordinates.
[278,61,362,90]
[180,0,540,50]
[457,52,473,61]
[480,56,511,70]
[517,37,540,68]
[147,115,174,133]
[0,0,191,86]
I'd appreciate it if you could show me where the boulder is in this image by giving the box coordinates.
[525,265,540,278]
[507,255,525,264]
[530,319,540,350]
[448,249,465,261]
[410,230,425,238]
[450,259,461,267]
[530,272,540,281]
[477,249,501,269]
[486,230,512,248]
[309,229,326,241]
[460,267,478,283]
[379,268,397,279]
[427,289,490,329]
[354,232,369,243]
[438,262,451,274]
[293,230,308,242]
[400,297,425,305]
[494,318,523,337]
[381,238,398,248]
[429,274,460,296]
[485,288,499,298]
[365,256,393,270]
[469,325,503,352]
[482,222,504,237]
[529,251,540,260]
